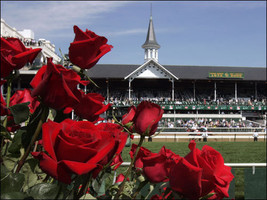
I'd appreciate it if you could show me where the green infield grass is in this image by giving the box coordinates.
[114,141,266,200]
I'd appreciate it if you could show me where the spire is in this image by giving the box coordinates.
[142,15,160,49]
[142,5,160,62]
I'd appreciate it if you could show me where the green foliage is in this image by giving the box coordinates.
[1,171,25,193]
[9,102,30,124]
[8,129,23,156]
[21,104,43,149]
[1,192,29,200]
[0,124,12,140]
[26,183,63,200]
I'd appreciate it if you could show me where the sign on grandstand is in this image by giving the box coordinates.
[208,72,244,79]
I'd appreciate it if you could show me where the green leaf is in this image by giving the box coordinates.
[9,102,30,124]
[1,164,10,180]
[21,104,43,149]
[0,123,12,140]
[8,129,23,155]
[27,183,62,200]
[1,172,25,193]
[3,155,19,172]
[1,191,29,199]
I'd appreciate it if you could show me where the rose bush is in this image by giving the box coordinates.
[0,25,234,200]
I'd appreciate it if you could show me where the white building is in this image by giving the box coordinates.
[1,18,61,67]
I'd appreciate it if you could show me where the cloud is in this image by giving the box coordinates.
[110,28,147,36]
[1,1,130,34]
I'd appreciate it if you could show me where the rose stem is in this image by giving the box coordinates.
[114,135,145,199]
[1,78,12,160]
[15,106,49,173]
[76,172,92,199]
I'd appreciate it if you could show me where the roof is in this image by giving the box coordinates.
[142,16,160,49]
[124,59,178,81]
[86,64,266,81]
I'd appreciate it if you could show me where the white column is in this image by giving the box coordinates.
[172,80,175,101]
[147,49,151,59]
[214,82,217,101]
[128,80,132,100]
[235,82,237,101]
[152,49,155,59]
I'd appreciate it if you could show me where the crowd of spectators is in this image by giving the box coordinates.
[158,118,262,129]
[91,88,266,107]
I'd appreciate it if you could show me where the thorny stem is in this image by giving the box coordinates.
[114,135,145,199]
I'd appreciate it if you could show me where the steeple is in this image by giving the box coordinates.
[142,7,160,62]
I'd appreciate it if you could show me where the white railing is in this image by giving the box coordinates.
[120,162,266,167]
[113,162,266,183]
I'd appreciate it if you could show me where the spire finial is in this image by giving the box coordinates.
[150,3,152,19]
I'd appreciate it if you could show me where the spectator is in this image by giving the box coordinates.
[253,130,259,142]
[202,128,208,142]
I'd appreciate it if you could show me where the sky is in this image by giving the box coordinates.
[1,1,266,67]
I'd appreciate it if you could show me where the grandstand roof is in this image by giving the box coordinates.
[86,64,266,81]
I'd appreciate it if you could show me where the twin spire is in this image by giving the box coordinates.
[142,5,160,62]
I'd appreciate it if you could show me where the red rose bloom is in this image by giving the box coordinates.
[142,146,181,183]
[30,58,88,110]
[169,140,234,200]
[1,37,41,78]
[122,105,136,125]
[130,144,156,170]
[133,101,164,136]
[72,91,111,123]
[68,25,113,70]
[115,174,129,184]
[9,88,40,113]
[32,119,127,184]
[95,123,128,169]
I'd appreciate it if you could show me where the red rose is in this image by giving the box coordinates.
[1,37,41,78]
[169,140,234,200]
[95,123,128,169]
[32,119,127,184]
[130,144,156,170]
[9,88,40,113]
[122,105,136,125]
[110,153,123,170]
[68,25,113,70]
[30,58,88,110]
[115,174,129,184]
[141,146,180,183]
[133,101,164,136]
[72,91,111,123]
